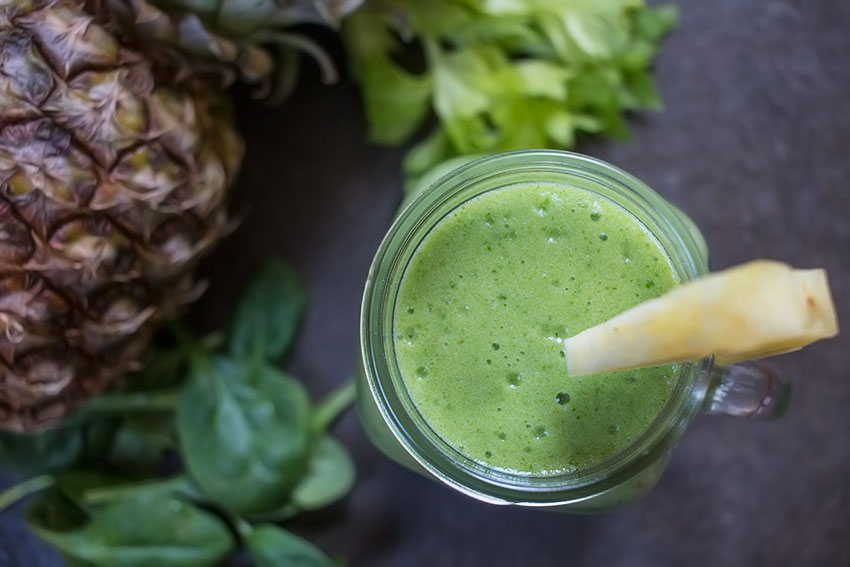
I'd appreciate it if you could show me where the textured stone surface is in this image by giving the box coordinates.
[2,1,849,565]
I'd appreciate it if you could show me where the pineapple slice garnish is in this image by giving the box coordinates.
[563,260,839,376]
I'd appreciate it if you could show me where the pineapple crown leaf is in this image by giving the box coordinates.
[256,30,338,83]
[96,0,364,99]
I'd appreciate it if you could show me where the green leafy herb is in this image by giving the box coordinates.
[177,354,312,515]
[78,475,203,508]
[27,488,234,567]
[0,259,354,566]
[247,523,338,567]
[342,2,433,145]
[291,436,356,512]
[228,259,307,360]
[0,419,115,477]
[247,380,358,523]
[343,0,678,186]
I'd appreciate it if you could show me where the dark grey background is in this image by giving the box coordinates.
[2,1,849,565]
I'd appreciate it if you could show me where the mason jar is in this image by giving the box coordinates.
[357,150,789,512]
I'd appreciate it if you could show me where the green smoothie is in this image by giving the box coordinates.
[393,182,680,475]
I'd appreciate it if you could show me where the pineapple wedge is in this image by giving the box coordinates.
[563,261,839,376]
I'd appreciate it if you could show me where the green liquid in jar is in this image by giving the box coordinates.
[393,182,680,475]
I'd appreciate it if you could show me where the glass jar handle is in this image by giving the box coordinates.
[702,360,791,419]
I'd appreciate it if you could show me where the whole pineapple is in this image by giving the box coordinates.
[0,0,239,432]
[0,0,358,432]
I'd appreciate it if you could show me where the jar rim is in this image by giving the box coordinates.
[361,150,711,505]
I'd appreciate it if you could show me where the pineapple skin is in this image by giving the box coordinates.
[0,0,243,431]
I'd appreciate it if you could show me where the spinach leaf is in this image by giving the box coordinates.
[227,260,306,361]
[0,391,177,478]
[0,429,84,477]
[1,469,119,515]
[291,436,355,512]
[176,353,312,515]
[247,524,337,567]
[0,417,115,477]
[249,435,355,522]
[77,475,203,508]
[27,487,234,567]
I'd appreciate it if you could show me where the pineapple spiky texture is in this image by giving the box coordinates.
[0,0,246,432]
